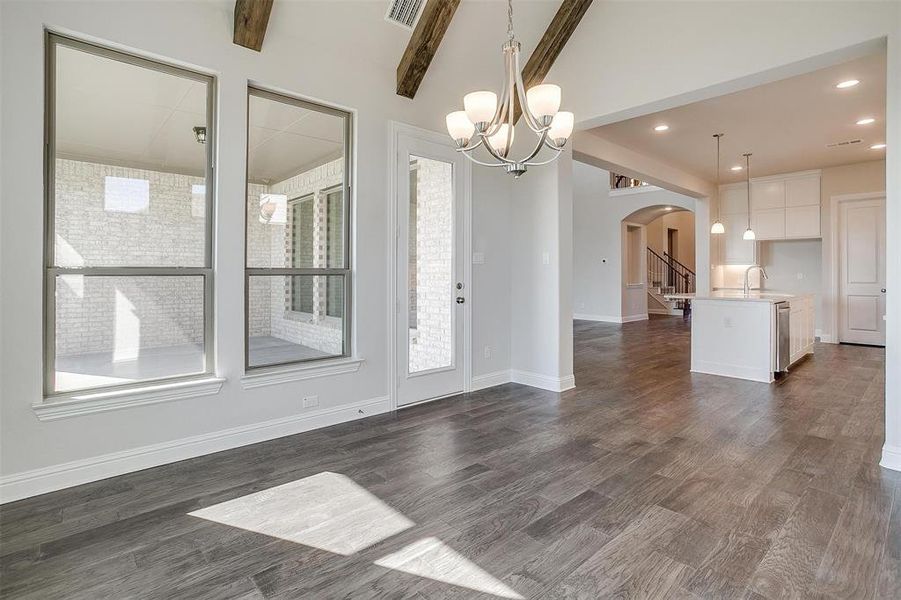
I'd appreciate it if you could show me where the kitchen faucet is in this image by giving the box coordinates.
[744,265,769,296]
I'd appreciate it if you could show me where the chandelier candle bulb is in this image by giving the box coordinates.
[527,84,562,125]
[548,111,574,144]
[446,111,474,145]
[463,91,497,130]
[487,124,514,155]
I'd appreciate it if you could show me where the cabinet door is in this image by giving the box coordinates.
[751,180,785,210]
[785,176,820,207]
[720,186,748,215]
[722,213,755,264]
[752,208,786,240]
[785,205,820,238]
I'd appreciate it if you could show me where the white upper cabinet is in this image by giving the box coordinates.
[719,170,821,243]
[785,205,820,238]
[750,180,785,210]
[721,213,756,264]
[720,186,749,215]
[785,175,820,208]
[753,208,786,240]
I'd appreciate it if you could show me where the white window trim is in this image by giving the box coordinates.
[241,356,364,389]
[32,376,225,421]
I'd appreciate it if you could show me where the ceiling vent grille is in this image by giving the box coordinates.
[826,138,863,148]
[386,0,425,29]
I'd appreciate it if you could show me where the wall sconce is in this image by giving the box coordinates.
[193,126,207,144]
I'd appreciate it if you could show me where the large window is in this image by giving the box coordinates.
[44,34,215,396]
[245,88,352,370]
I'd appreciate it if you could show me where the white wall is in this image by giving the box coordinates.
[0,0,515,498]
[471,167,512,379]
[819,160,887,342]
[646,211,696,271]
[572,162,696,322]
[510,149,574,390]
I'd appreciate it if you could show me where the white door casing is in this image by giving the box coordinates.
[839,196,886,346]
[392,125,470,407]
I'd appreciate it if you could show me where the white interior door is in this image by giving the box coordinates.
[839,197,886,346]
[395,132,466,406]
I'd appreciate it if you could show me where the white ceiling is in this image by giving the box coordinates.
[56,44,345,181]
[589,52,886,184]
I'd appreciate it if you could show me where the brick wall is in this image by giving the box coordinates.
[408,157,453,373]
[54,159,206,356]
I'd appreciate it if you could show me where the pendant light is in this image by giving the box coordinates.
[710,133,725,234]
[742,152,755,240]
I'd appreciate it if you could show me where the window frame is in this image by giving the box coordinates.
[43,33,217,399]
[244,87,353,372]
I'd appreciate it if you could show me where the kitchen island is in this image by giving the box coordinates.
[684,291,815,383]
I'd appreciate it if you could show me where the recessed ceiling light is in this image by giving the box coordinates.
[836,79,860,89]
[654,124,669,132]
[856,117,875,125]
[731,166,743,171]
[870,143,886,150]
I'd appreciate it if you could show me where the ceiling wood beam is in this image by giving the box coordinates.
[234,0,274,52]
[396,0,462,99]
[515,0,593,122]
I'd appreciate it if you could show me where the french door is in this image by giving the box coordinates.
[839,196,886,346]
[394,129,467,406]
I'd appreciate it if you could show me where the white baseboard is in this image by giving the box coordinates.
[691,360,773,384]
[815,329,836,344]
[880,445,901,472]
[510,369,575,392]
[573,313,623,323]
[0,396,390,504]
[471,370,512,391]
[573,313,648,324]
[621,314,649,323]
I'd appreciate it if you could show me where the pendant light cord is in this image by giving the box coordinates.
[714,133,722,222]
[744,153,752,229]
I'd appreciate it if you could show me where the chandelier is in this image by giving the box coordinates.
[444,0,574,177]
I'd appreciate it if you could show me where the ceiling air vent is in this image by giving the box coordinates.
[826,138,863,148]
[386,0,425,29]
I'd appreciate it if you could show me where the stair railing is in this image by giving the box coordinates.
[647,247,695,296]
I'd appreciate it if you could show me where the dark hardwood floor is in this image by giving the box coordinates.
[1,316,898,599]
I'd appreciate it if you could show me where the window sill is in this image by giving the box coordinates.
[33,377,226,421]
[241,357,364,390]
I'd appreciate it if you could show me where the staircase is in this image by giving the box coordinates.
[647,247,695,316]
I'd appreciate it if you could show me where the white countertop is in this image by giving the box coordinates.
[665,290,812,304]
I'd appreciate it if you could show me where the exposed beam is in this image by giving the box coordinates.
[396,0,462,99]
[234,0,274,52]
[515,0,593,122]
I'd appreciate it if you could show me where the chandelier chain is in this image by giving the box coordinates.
[507,0,515,41]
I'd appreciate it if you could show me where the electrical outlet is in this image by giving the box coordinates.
[302,395,319,409]
[483,346,491,359]
[542,251,550,265]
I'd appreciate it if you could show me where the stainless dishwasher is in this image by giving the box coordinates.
[775,301,791,373]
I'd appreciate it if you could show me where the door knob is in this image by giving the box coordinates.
[456,297,465,304]
[882,289,887,293]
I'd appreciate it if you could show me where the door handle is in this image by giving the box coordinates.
[456,297,465,304]
[882,289,886,293]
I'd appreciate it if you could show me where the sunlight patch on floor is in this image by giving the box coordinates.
[188,472,414,555]
[374,537,524,599]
